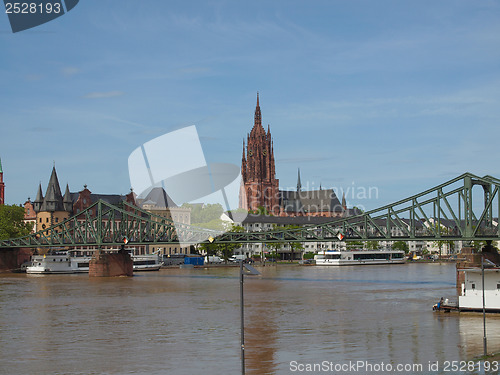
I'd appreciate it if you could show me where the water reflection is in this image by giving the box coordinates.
[1,263,498,374]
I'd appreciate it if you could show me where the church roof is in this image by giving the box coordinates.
[137,187,177,209]
[69,192,128,206]
[40,166,65,212]
[280,189,343,214]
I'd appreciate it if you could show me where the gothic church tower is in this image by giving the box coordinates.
[240,93,279,214]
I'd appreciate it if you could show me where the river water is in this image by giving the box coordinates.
[1,263,500,375]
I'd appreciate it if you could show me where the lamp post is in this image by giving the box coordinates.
[482,253,487,356]
[239,260,260,375]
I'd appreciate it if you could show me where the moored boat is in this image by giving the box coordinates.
[26,251,92,274]
[131,253,163,271]
[314,249,406,266]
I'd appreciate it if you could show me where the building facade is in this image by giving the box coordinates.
[136,187,192,255]
[240,94,354,218]
[240,93,280,214]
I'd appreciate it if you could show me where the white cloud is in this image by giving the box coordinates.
[83,91,125,99]
[61,67,80,76]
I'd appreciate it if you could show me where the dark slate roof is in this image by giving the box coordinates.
[229,213,338,226]
[90,194,127,205]
[63,185,72,204]
[40,166,65,212]
[34,183,44,204]
[137,187,177,209]
[279,189,343,214]
[69,192,131,207]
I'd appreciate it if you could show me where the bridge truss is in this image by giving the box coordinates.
[0,200,219,248]
[1,172,499,248]
[215,173,500,244]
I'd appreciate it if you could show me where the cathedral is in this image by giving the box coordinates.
[239,93,280,214]
[240,94,352,218]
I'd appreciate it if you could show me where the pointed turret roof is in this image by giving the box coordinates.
[0,157,3,174]
[63,184,71,200]
[63,184,72,208]
[34,183,44,204]
[40,166,65,212]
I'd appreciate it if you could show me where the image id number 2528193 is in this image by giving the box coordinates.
[5,2,62,14]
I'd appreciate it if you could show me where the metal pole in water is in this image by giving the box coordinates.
[240,259,245,375]
[482,253,487,356]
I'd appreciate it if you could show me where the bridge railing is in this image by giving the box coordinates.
[1,172,499,248]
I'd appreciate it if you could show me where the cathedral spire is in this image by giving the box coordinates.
[254,92,262,129]
[240,94,279,214]
[297,168,302,192]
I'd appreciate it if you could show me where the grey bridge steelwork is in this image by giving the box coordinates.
[215,172,500,244]
[1,172,500,248]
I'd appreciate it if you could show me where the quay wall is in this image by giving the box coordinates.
[89,251,133,277]
[0,248,32,272]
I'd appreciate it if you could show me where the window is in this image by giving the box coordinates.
[472,284,476,290]
[497,284,500,290]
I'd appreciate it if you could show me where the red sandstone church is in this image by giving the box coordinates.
[240,94,358,218]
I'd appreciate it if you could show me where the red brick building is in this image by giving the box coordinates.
[240,93,280,214]
[240,94,359,218]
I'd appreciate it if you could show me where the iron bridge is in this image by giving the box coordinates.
[1,172,500,248]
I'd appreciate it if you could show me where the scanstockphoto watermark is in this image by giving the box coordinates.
[289,360,424,373]
[246,180,379,215]
[128,125,245,246]
[3,0,79,33]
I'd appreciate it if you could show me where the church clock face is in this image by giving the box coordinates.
[249,150,253,157]
[263,149,267,156]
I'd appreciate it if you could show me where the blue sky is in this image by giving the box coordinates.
[1,0,500,211]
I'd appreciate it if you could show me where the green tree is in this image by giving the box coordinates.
[392,241,409,253]
[220,225,245,261]
[365,240,380,250]
[432,225,455,258]
[267,225,304,261]
[0,204,32,240]
[346,240,363,251]
[182,203,224,224]
[197,224,245,262]
[470,240,498,252]
[251,205,271,216]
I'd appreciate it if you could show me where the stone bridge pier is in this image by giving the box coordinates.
[89,249,133,277]
[0,248,32,272]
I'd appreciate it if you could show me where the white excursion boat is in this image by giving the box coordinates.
[26,251,92,274]
[314,249,406,266]
[131,253,163,271]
